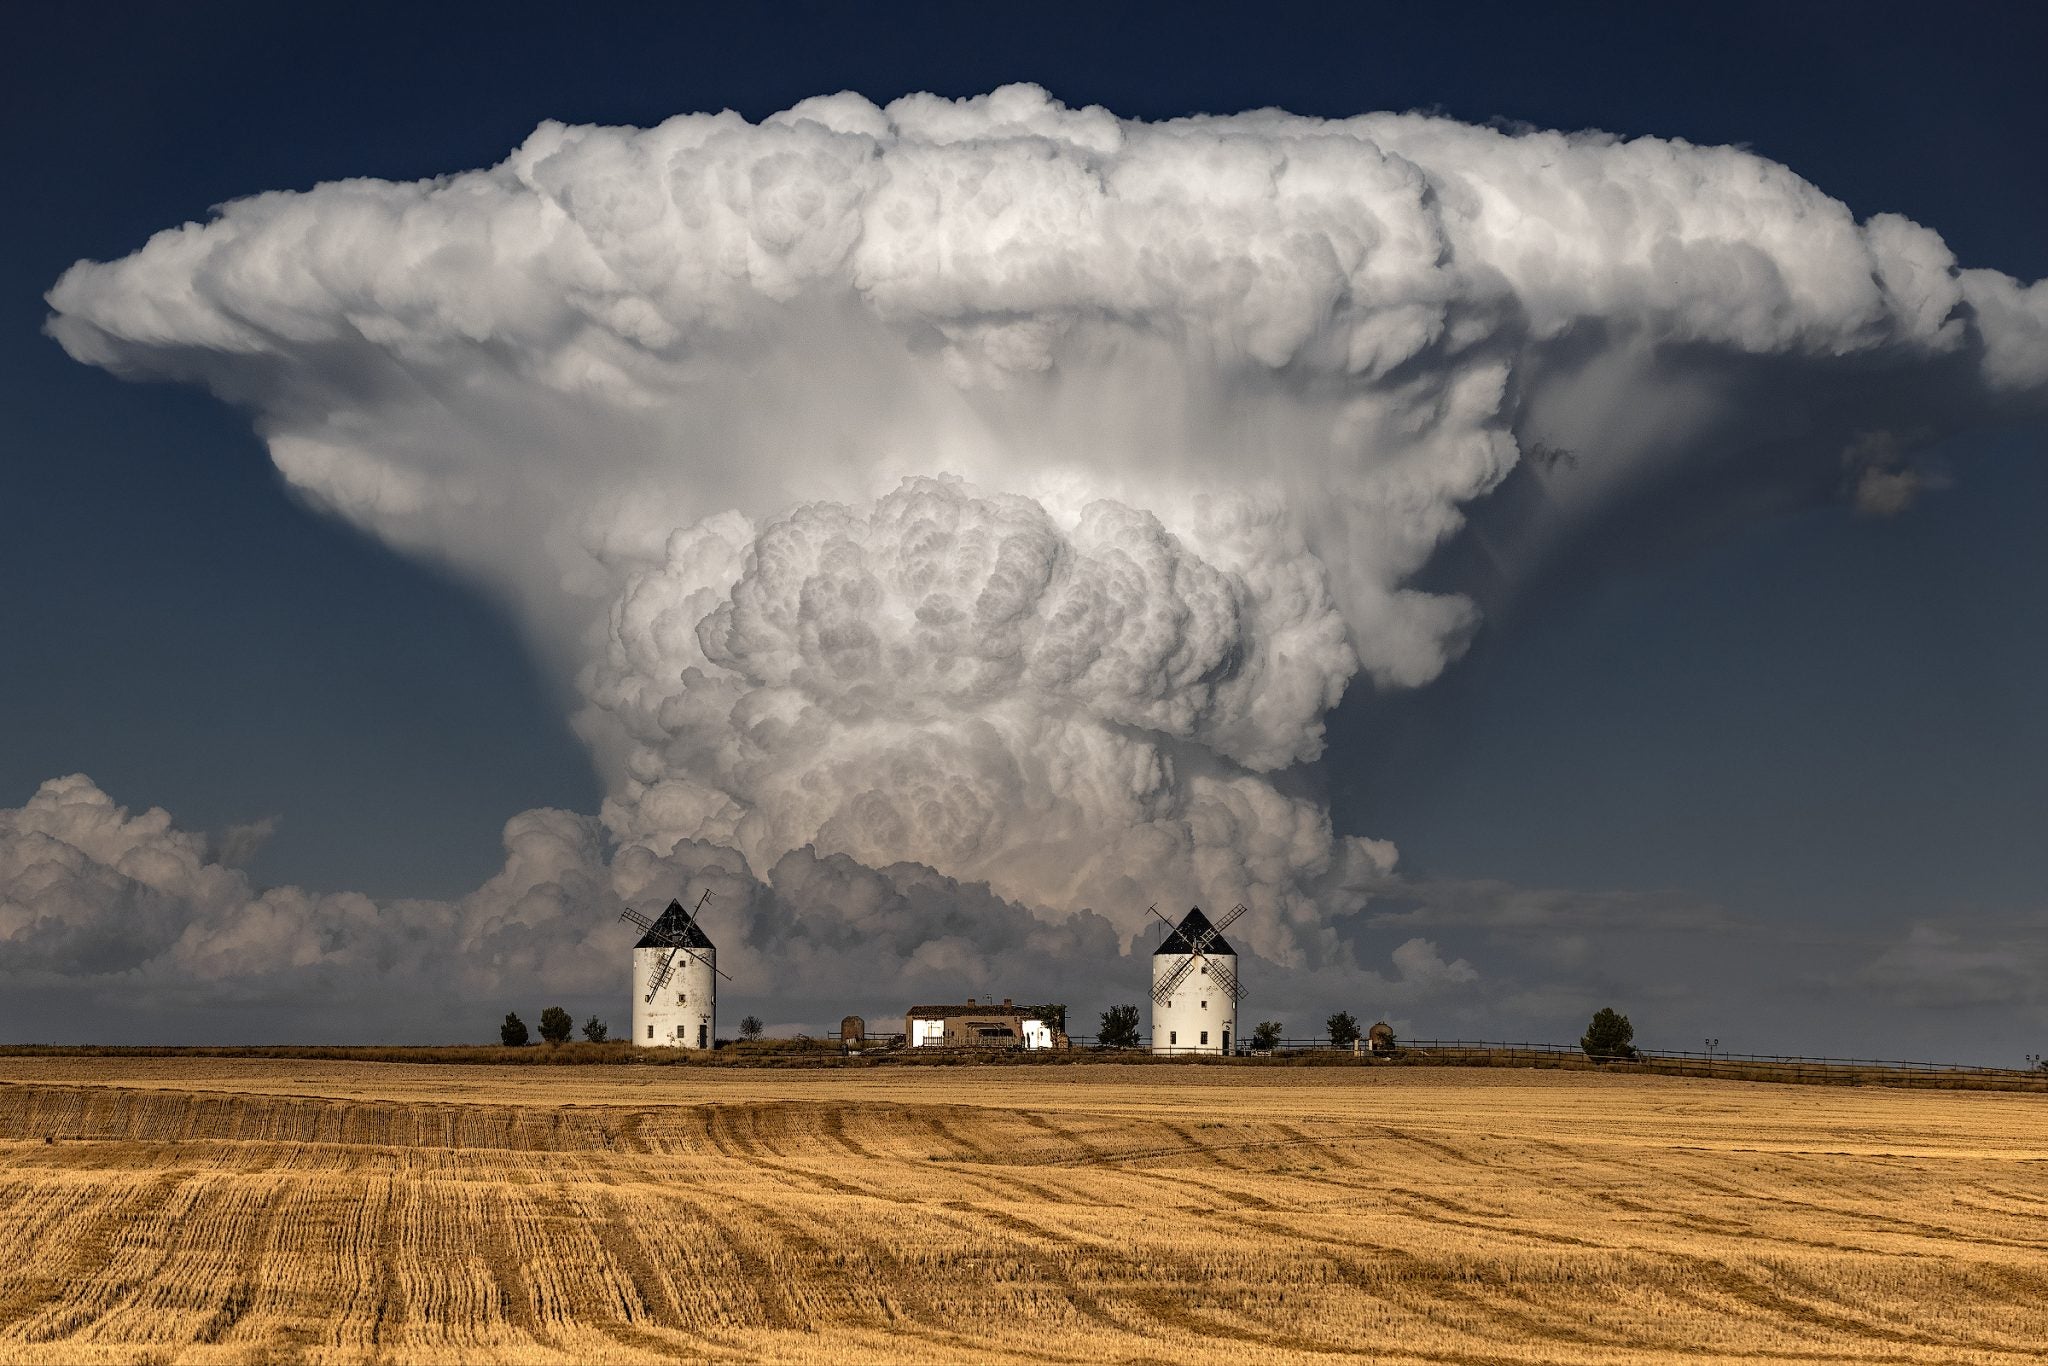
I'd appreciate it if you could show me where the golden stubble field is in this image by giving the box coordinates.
[0,1058,2043,1364]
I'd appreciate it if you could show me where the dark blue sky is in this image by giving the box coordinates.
[5,2,2046,1051]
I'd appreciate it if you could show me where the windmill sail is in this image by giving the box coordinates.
[1149,905,1247,1003]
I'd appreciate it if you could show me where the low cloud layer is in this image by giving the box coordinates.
[0,774,1449,1041]
[6,775,2040,1060]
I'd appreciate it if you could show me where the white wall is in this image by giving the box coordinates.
[1150,952,1236,1055]
[631,945,716,1049]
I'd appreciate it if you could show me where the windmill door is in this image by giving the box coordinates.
[1222,1027,1231,1054]
[698,1023,708,1047]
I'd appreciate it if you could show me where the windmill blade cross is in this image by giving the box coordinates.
[1208,958,1245,1004]
[1153,955,1197,1002]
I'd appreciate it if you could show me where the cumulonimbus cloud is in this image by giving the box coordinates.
[40,85,2048,983]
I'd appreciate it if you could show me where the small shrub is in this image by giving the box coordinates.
[1580,1007,1637,1061]
[1326,1012,1361,1048]
[739,1015,764,1041]
[537,1007,573,1045]
[1251,1021,1284,1050]
[499,1012,529,1047]
[1097,1004,1141,1049]
[581,1016,608,1043]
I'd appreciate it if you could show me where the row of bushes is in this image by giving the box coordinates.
[496,1010,774,1046]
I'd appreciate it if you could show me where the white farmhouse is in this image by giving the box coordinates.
[630,898,717,1049]
[1150,906,1240,1055]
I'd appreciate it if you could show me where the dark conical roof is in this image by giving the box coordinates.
[1153,906,1234,957]
[635,898,714,951]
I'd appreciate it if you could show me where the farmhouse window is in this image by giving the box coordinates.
[1201,1031,1209,1045]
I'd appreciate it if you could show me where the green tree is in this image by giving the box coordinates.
[1251,1021,1284,1050]
[581,1016,608,1043]
[1029,1003,1067,1033]
[537,1006,574,1044]
[1097,1004,1141,1049]
[1326,1011,1361,1048]
[1580,1007,1637,1061]
[739,1015,764,1041]
[499,1012,529,1047]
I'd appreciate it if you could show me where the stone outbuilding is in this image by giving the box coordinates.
[905,998,1060,1049]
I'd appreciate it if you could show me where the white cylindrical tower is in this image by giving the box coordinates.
[1149,906,1237,1055]
[630,899,717,1049]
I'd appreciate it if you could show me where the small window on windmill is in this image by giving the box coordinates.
[1200,963,1208,975]
[676,992,685,1004]
[1201,1000,1208,1010]
[1201,1030,1209,1045]
[1169,1031,1177,1045]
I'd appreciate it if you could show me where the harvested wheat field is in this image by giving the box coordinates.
[1,1059,2044,1364]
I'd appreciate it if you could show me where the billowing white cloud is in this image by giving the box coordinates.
[1390,936,1478,988]
[37,86,2048,994]
[581,475,1374,959]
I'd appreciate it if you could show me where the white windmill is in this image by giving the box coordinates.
[1149,904,1246,1055]
[621,891,728,1050]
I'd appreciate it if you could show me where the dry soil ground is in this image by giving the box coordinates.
[0,1058,2043,1364]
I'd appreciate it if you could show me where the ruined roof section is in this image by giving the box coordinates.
[906,1003,1035,1019]
[634,898,714,951]
[1153,905,1235,957]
